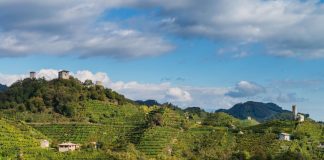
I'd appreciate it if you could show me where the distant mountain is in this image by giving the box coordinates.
[135,99,161,107]
[0,84,7,92]
[216,101,290,121]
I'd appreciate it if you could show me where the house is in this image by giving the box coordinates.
[247,116,252,120]
[40,140,49,148]
[318,143,324,148]
[58,142,80,152]
[58,70,70,79]
[279,133,291,141]
[30,71,36,79]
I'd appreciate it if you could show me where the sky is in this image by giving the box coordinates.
[0,0,324,121]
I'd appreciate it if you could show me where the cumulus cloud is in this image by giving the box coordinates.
[0,0,173,58]
[276,93,307,103]
[225,81,266,98]
[72,71,110,84]
[1,0,324,59]
[137,0,324,59]
[0,73,27,86]
[166,87,192,102]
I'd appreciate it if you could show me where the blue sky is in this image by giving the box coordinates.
[0,0,324,121]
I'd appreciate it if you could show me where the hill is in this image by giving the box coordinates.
[0,77,322,159]
[0,77,133,118]
[135,99,161,106]
[216,101,290,121]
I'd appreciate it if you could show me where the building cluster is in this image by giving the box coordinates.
[292,105,305,122]
[40,140,80,152]
[29,70,103,86]
[278,105,306,141]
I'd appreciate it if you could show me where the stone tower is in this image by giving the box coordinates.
[30,71,36,79]
[292,105,297,120]
[96,81,103,86]
[58,70,70,79]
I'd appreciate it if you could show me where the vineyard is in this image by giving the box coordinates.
[30,123,101,144]
[0,119,47,158]
[137,126,179,156]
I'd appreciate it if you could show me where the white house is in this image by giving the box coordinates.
[279,133,291,141]
[296,114,305,122]
[40,140,49,148]
[318,143,324,148]
[58,70,70,79]
[58,142,80,152]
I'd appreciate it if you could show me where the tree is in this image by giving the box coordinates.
[26,97,46,112]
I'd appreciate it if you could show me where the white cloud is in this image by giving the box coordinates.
[0,0,173,58]
[226,81,266,98]
[0,73,27,86]
[166,87,192,102]
[137,0,324,59]
[37,69,61,80]
[72,70,110,84]
[1,0,324,59]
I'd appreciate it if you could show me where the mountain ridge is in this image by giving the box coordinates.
[216,101,291,121]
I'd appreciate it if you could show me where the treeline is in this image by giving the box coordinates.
[0,77,133,116]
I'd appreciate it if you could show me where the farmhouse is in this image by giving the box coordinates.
[58,70,70,79]
[279,133,291,141]
[58,142,80,152]
[40,140,49,148]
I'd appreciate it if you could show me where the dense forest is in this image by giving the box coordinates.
[0,77,323,159]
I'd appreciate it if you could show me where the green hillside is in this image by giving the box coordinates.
[0,77,322,159]
[0,118,48,159]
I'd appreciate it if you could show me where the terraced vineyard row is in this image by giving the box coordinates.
[30,124,101,143]
[0,119,46,158]
[137,127,179,156]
